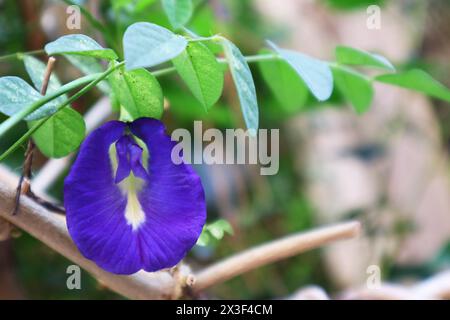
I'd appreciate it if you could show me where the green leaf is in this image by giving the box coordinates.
[23,55,85,157]
[135,0,157,11]
[172,42,223,110]
[29,107,85,158]
[45,34,118,60]
[164,81,234,127]
[221,38,258,134]
[268,40,333,101]
[109,66,164,121]
[196,219,234,246]
[376,69,450,103]
[196,230,211,246]
[208,219,234,239]
[65,55,110,94]
[258,50,309,113]
[332,66,374,114]
[113,0,156,12]
[0,76,58,120]
[162,0,193,30]
[336,46,395,71]
[325,0,385,9]
[123,22,188,70]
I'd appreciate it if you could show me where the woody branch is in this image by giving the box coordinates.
[0,165,361,299]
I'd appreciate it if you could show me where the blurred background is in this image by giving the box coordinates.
[0,0,449,299]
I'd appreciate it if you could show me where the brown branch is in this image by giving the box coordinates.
[1,162,362,298]
[13,57,58,215]
[40,57,56,95]
[0,166,187,299]
[193,220,361,293]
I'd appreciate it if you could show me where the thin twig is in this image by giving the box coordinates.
[0,164,365,299]
[193,221,361,292]
[12,141,35,215]
[0,49,44,62]
[152,54,279,78]
[13,57,58,215]
[40,57,56,95]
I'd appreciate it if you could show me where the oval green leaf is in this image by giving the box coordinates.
[123,22,188,70]
[336,46,395,71]
[221,38,258,134]
[23,55,85,157]
[196,219,234,246]
[376,69,450,103]
[29,107,86,158]
[332,66,374,114]
[267,40,333,101]
[0,76,59,120]
[172,42,223,110]
[45,34,118,60]
[109,66,164,121]
[258,50,309,113]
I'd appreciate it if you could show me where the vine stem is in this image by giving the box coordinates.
[13,57,57,215]
[0,61,125,162]
[152,53,280,77]
[0,49,44,62]
[0,74,97,138]
[0,50,275,160]
[192,221,361,292]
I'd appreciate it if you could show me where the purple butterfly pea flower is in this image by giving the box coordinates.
[64,118,206,275]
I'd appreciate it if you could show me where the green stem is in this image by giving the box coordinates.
[152,66,176,77]
[241,53,280,63]
[153,53,280,77]
[328,62,371,81]
[187,35,219,43]
[182,27,199,38]
[0,62,125,162]
[0,49,44,62]
[0,74,99,138]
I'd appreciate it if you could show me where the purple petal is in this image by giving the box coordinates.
[130,118,206,272]
[64,119,206,274]
[128,143,149,181]
[115,135,132,184]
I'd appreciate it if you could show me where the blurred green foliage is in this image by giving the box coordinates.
[323,0,385,10]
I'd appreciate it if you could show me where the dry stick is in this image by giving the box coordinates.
[0,164,363,298]
[40,57,55,95]
[193,221,361,293]
[0,166,184,299]
[0,165,361,299]
[13,57,60,215]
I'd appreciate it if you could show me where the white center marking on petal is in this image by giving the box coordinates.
[119,174,146,231]
[125,190,146,231]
